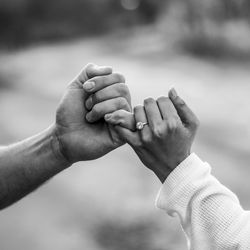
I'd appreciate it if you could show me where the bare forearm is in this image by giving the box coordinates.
[0,125,71,209]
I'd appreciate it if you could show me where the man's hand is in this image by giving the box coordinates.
[105,88,199,182]
[55,63,131,164]
[0,63,131,209]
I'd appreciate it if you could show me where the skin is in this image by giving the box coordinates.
[105,88,199,183]
[56,64,131,163]
[0,63,131,209]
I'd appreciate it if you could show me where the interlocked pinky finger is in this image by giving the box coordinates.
[105,110,136,131]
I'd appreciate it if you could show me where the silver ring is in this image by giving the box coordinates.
[136,121,148,131]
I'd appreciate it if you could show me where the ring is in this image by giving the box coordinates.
[136,121,148,131]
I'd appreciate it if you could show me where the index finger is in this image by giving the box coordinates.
[168,88,199,129]
[76,63,113,84]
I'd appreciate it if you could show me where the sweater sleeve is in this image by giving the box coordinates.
[155,153,250,250]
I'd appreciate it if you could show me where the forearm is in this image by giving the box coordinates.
[156,154,250,249]
[0,125,71,209]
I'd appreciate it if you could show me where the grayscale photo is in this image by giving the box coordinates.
[0,0,250,249]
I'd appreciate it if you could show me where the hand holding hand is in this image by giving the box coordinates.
[105,89,199,182]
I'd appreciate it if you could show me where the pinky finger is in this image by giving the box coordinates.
[105,110,136,131]
[113,126,139,146]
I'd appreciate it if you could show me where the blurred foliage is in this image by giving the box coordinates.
[160,0,250,58]
[0,0,162,48]
[1,0,250,57]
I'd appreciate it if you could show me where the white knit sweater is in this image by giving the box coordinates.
[156,153,250,250]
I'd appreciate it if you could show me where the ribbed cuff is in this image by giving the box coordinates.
[155,153,210,211]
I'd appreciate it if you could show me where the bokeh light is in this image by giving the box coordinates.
[121,0,141,10]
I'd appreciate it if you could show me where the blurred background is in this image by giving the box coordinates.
[0,0,250,249]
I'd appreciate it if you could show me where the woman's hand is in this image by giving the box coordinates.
[105,88,199,183]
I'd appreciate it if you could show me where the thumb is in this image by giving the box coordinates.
[168,88,199,130]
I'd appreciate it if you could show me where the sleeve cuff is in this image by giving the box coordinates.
[155,153,211,212]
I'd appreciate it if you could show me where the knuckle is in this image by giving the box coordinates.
[117,83,129,96]
[144,97,155,105]
[86,62,94,67]
[113,112,125,124]
[114,73,126,83]
[113,111,123,120]
[85,62,95,69]
[89,75,98,82]
[134,140,143,148]
[157,96,168,103]
[87,76,99,87]
[176,96,186,107]
[101,75,109,84]
[85,62,94,70]
[141,133,152,144]
[167,119,178,132]
[118,97,128,108]
[152,125,165,138]
[112,115,124,125]
[84,63,95,77]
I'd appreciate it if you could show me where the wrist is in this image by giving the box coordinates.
[48,124,72,167]
[154,152,191,183]
[168,152,191,173]
[153,169,171,183]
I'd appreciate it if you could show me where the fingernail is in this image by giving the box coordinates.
[104,114,112,121]
[83,81,95,91]
[86,112,93,122]
[85,96,93,110]
[170,88,177,98]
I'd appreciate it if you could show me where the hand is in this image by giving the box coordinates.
[54,63,131,164]
[105,88,199,183]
